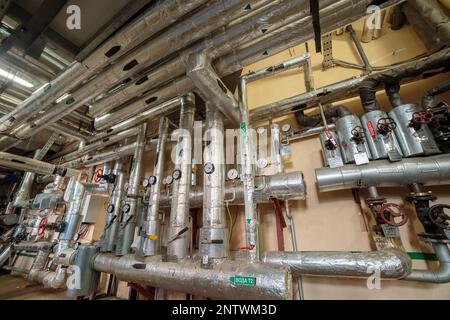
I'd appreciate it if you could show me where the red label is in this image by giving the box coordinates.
[367,120,376,139]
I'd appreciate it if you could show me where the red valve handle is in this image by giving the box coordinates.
[411,111,433,124]
[93,168,104,183]
[37,216,48,236]
[377,117,396,133]
[380,203,408,227]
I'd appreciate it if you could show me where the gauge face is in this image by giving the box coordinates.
[107,204,115,213]
[148,175,157,185]
[227,168,238,180]
[172,169,182,180]
[204,162,215,174]
[282,123,291,132]
[256,127,266,135]
[122,203,131,214]
[165,175,174,185]
[142,178,150,188]
[257,158,268,169]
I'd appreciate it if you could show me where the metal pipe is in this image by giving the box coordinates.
[100,159,125,253]
[49,123,89,142]
[11,150,40,208]
[167,94,195,259]
[315,154,450,192]
[262,249,412,279]
[159,171,307,207]
[187,53,240,125]
[346,24,372,73]
[139,117,169,257]
[0,151,80,177]
[288,124,336,141]
[200,103,227,261]
[403,244,450,283]
[116,123,147,256]
[92,253,292,300]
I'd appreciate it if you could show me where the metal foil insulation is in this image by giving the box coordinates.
[262,249,412,279]
[93,253,293,300]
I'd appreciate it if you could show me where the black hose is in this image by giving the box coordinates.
[385,82,403,108]
[295,105,351,128]
[359,79,380,113]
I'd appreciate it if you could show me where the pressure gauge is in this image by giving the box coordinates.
[204,162,215,174]
[142,178,150,188]
[107,204,115,214]
[172,169,182,180]
[148,175,157,186]
[256,158,269,169]
[227,168,239,180]
[256,127,266,135]
[164,175,174,185]
[281,123,291,132]
[122,203,131,214]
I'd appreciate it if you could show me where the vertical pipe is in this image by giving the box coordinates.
[12,149,40,208]
[116,123,147,256]
[239,78,259,262]
[200,103,228,262]
[140,117,169,257]
[100,159,125,252]
[167,94,195,259]
[271,124,283,174]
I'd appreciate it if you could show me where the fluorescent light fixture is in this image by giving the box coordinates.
[0,68,34,88]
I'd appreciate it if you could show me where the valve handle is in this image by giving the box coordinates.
[37,216,48,236]
[427,204,450,230]
[411,111,433,125]
[93,168,104,183]
[380,203,408,227]
[377,117,396,134]
[350,126,366,144]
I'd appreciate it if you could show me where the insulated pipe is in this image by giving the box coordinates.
[422,79,450,109]
[49,123,89,142]
[12,241,54,252]
[15,0,271,139]
[315,154,450,192]
[100,159,125,253]
[0,0,209,133]
[116,123,147,256]
[0,152,80,178]
[262,249,412,279]
[295,105,351,128]
[239,76,259,262]
[200,104,227,260]
[92,253,293,300]
[91,0,315,118]
[187,54,240,125]
[140,117,169,257]
[159,171,307,207]
[403,244,450,283]
[55,126,141,163]
[167,94,195,259]
[271,124,283,174]
[11,150,40,208]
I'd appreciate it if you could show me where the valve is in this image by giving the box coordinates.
[323,128,338,150]
[380,203,408,227]
[93,168,103,183]
[377,117,396,135]
[427,204,450,230]
[350,126,366,144]
[37,216,48,236]
[409,111,433,130]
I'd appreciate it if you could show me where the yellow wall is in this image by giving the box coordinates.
[241,18,450,299]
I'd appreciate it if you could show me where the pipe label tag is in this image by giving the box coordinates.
[229,275,256,286]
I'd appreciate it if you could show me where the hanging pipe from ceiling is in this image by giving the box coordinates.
[167,93,195,259]
[115,123,147,256]
[11,0,271,140]
[0,0,209,134]
[137,117,169,258]
[91,0,316,118]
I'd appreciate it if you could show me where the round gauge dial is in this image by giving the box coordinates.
[281,123,291,132]
[256,158,269,169]
[165,175,174,185]
[172,169,182,180]
[148,175,157,185]
[142,179,150,188]
[122,203,131,214]
[107,204,115,213]
[204,162,215,174]
[227,169,239,180]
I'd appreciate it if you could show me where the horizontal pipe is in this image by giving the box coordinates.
[0,152,80,177]
[160,171,307,207]
[93,253,292,300]
[403,244,450,283]
[12,241,54,252]
[316,154,450,192]
[262,249,412,279]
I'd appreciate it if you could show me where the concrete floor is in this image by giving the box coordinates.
[0,274,73,300]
